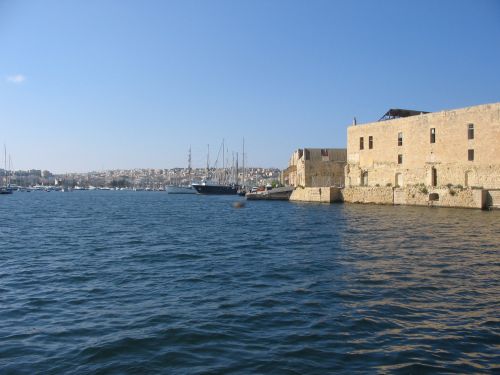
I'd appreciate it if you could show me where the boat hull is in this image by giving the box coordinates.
[0,187,13,194]
[166,185,196,194]
[192,184,239,195]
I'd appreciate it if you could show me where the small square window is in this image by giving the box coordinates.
[468,149,474,161]
[398,132,403,146]
[321,149,329,161]
[398,154,403,164]
[468,124,474,140]
[360,137,364,150]
[369,136,373,149]
[430,128,436,143]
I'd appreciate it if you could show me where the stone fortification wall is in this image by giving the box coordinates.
[342,186,485,209]
[395,186,486,209]
[286,148,347,188]
[342,187,394,204]
[305,161,345,187]
[287,186,486,209]
[346,102,500,189]
[290,187,342,203]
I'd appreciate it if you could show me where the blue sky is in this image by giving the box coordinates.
[1,0,499,173]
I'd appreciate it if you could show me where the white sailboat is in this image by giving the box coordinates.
[0,145,13,194]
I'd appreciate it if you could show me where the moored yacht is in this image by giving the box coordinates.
[191,180,239,195]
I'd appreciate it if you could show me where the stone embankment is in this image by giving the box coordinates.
[251,185,494,209]
[289,187,342,203]
[342,185,487,209]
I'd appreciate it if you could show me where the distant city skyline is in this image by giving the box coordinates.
[1,0,499,173]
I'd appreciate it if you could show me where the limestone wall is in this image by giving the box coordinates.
[304,161,345,187]
[286,148,347,188]
[290,187,342,203]
[394,186,486,209]
[341,186,485,209]
[346,102,500,189]
[342,187,394,204]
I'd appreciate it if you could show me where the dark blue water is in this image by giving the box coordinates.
[0,191,499,374]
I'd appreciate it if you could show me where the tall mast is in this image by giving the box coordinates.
[8,154,12,186]
[236,152,239,185]
[3,145,6,186]
[188,145,192,179]
[206,144,210,178]
[242,138,245,187]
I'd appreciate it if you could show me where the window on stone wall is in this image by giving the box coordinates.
[432,167,437,187]
[360,137,364,150]
[468,124,474,139]
[398,154,403,164]
[398,132,403,146]
[305,149,310,161]
[369,136,373,149]
[321,149,329,161]
[430,128,436,143]
[468,149,474,161]
[362,171,368,186]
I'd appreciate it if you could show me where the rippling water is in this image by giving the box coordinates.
[0,191,499,374]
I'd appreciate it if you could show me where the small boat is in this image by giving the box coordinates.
[0,186,13,194]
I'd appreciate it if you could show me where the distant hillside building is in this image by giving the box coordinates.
[283,148,347,188]
[344,102,500,208]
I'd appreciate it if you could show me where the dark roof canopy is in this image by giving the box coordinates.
[379,108,430,121]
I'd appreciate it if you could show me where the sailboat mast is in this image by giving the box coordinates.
[3,145,6,186]
[206,144,210,178]
[242,138,245,187]
[188,145,192,179]
[8,154,12,186]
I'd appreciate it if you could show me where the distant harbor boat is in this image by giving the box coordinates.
[191,181,239,195]
[166,185,196,194]
[166,146,196,194]
[0,186,13,194]
[192,139,241,195]
[1,145,13,194]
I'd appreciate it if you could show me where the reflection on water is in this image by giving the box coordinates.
[0,193,498,374]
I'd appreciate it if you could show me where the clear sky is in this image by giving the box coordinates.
[1,0,499,173]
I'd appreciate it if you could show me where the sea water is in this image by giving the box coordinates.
[0,191,498,373]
